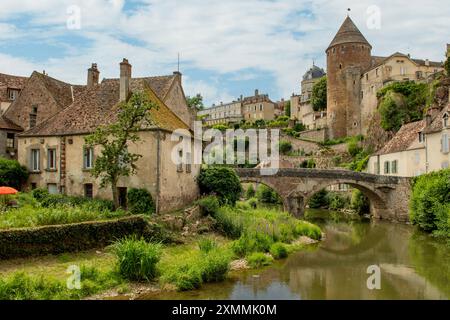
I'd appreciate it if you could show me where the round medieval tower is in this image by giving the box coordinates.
[326,16,372,139]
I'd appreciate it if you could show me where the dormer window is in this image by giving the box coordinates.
[7,88,20,101]
[418,132,425,143]
[444,113,449,128]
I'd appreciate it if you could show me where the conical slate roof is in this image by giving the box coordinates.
[327,16,371,50]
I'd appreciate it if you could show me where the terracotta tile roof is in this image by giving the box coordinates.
[367,53,442,72]
[20,75,187,137]
[328,16,371,50]
[424,105,450,134]
[0,72,28,101]
[0,115,22,131]
[375,120,426,155]
[33,72,86,109]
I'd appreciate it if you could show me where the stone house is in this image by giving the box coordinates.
[242,89,275,122]
[0,72,27,159]
[1,71,85,159]
[423,105,450,171]
[197,100,243,126]
[290,64,326,130]
[367,120,427,177]
[18,59,200,213]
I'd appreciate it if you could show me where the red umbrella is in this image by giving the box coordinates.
[0,187,18,195]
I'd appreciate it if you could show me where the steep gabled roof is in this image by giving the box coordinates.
[0,115,22,131]
[424,105,450,134]
[328,16,371,50]
[20,75,188,137]
[375,120,426,155]
[367,52,443,72]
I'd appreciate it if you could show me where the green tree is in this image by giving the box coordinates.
[311,77,327,111]
[187,94,204,110]
[278,140,293,155]
[246,185,256,199]
[85,91,157,209]
[197,166,242,205]
[0,158,29,190]
[284,100,291,117]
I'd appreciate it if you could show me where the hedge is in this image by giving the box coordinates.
[0,216,168,259]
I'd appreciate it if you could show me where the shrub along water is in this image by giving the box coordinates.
[410,169,450,237]
[112,237,162,282]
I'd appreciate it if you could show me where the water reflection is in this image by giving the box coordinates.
[141,210,449,300]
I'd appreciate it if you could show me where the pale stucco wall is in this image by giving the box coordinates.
[426,129,450,172]
[368,148,427,177]
[243,101,275,122]
[18,130,200,213]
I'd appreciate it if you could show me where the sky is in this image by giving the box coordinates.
[0,0,449,107]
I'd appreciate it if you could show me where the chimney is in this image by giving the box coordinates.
[120,58,132,102]
[87,63,100,87]
[426,113,432,127]
[255,89,259,96]
[425,59,430,67]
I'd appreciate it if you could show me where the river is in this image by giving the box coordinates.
[141,209,450,300]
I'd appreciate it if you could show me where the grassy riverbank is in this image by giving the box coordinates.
[0,201,322,299]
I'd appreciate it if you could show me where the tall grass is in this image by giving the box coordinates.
[0,192,128,230]
[112,237,162,282]
[161,247,232,291]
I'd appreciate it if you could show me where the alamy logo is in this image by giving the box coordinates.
[366,265,381,290]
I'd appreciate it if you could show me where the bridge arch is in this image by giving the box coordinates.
[239,178,289,210]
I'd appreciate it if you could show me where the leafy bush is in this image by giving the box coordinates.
[197,196,220,216]
[199,249,231,282]
[31,188,49,201]
[294,221,322,240]
[163,264,202,291]
[197,166,242,205]
[256,184,281,204]
[212,124,229,131]
[246,252,273,268]
[113,237,162,281]
[0,158,29,190]
[308,189,329,209]
[38,194,114,212]
[293,122,306,132]
[377,82,430,132]
[410,169,450,236]
[278,140,293,155]
[245,185,255,199]
[311,76,327,111]
[326,192,350,211]
[351,189,370,215]
[127,188,154,214]
[347,140,362,157]
[270,242,288,259]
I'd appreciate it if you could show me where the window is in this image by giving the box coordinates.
[374,162,379,174]
[31,149,40,172]
[384,161,390,174]
[83,147,94,169]
[47,148,57,170]
[6,133,14,148]
[31,183,37,190]
[400,67,407,76]
[442,133,449,154]
[177,149,183,172]
[186,152,192,173]
[84,184,93,199]
[29,113,37,128]
[376,68,379,77]
[418,132,425,143]
[444,113,449,128]
[47,183,58,195]
[415,151,420,165]
[391,160,398,174]
[442,161,449,169]
[8,89,19,101]
[260,104,263,111]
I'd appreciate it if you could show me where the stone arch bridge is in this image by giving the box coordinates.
[235,168,412,223]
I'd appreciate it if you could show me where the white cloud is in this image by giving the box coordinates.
[0,0,449,105]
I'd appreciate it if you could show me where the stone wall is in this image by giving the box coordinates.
[297,128,328,142]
